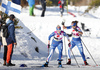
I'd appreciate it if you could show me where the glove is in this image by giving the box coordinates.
[62,22,65,25]
[47,44,50,48]
[74,28,78,31]
[68,43,71,47]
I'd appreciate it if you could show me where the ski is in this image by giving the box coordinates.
[63,64,97,67]
[31,66,53,68]
[63,64,77,66]
[57,65,64,68]
[31,65,64,68]
[82,64,96,67]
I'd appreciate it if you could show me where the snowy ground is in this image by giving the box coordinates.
[0,5,100,70]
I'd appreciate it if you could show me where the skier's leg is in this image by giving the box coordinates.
[76,41,88,65]
[57,43,63,67]
[46,46,56,62]
[42,40,58,67]
[67,41,75,64]
[76,41,86,61]
[42,46,56,67]
[57,43,63,61]
[67,41,75,59]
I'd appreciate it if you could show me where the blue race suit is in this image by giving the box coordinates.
[46,31,69,62]
[67,26,86,61]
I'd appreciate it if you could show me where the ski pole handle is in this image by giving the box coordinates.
[47,44,50,49]
[68,43,71,47]
[61,22,65,25]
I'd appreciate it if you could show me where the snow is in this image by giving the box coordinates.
[0,5,100,70]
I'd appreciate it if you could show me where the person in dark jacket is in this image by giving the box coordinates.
[0,14,8,66]
[6,14,17,66]
[40,0,46,17]
[12,0,21,5]
[0,0,1,3]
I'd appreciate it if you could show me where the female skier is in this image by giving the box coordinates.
[42,25,70,67]
[62,21,88,65]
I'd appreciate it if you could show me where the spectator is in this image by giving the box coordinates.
[27,0,35,16]
[0,14,8,66]
[6,14,17,66]
[40,0,46,17]
[12,0,21,5]
[58,0,64,17]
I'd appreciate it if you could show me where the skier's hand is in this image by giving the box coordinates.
[47,44,50,48]
[74,28,78,32]
[14,43,17,45]
[63,26,66,29]
[68,43,71,47]
[14,43,17,48]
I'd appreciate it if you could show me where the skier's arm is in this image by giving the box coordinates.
[63,32,70,43]
[63,25,72,29]
[75,27,83,35]
[48,32,55,46]
[48,32,55,41]
[78,31,83,35]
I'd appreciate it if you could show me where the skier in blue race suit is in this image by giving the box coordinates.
[63,21,88,65]
[42,25,70,67]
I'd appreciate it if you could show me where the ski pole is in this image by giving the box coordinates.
[81,38,98,66]
[62,21,67,63]
[47,44,50,56]
[71,49,80,68]
[68,43,80,68]
[48,48,49,56]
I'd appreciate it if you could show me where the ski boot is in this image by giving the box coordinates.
[66,59,71,65]
[58,61,62,68]
[3,60,6,66]
[6,63,15,66]
[41,61,49,67]
[84,61,88,65]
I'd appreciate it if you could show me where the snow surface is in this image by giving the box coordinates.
[0,5,100,70]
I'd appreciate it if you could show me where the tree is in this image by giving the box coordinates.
[85,0,100,13]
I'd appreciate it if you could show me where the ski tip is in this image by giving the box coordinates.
[96,65,98,66]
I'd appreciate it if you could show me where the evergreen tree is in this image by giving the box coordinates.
[85,0,100,13]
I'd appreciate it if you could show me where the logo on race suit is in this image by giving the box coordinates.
[57,35,60,37]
